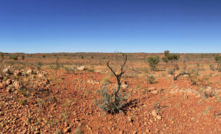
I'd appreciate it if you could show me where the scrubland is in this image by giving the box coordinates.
[0,52,221,133]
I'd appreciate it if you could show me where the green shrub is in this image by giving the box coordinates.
[19,99,27,105]
[101,77,110,84]
[55,130,62,134]
[88,68,95,73]
[209,65,215,71]
[163,50,180,64]
[174,64,179,70]
[64,67,70,74]
[93,86,129,114]
[74,129,83,134]
[18,88,30,97]
[94,53,128,114]
[168,69,175,75]
[215,55,221,62]
[162,56,168,63]
[38,62,42,66]
[146,75,155,84]
[22,55,25,60]
[0,52,4,59]
[147,56,160,71]
[9,55,18,60]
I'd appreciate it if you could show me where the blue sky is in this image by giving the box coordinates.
[0,0,221,53]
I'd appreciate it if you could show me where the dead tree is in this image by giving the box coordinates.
[107,54,127,98]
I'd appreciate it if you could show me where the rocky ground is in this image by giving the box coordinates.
[1,64,221,134]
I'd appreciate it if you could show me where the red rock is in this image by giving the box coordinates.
[0,83,5,89]
[6,79,12,85]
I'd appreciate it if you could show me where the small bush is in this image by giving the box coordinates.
[194,70,199,76]
[174,64,179,70]
[215,55,221,62]
[163,50,180,63]
[19,99,27,105]
[88,68,95,73]
[18,89,29,97]
[64,67,70,74]
[55,130,62,134]
[9,55,18,60]
[146,75,155,84]
[21,55,25,60]
[209,65,215,71]
[93,86,129,114]
[38,62,43,66]
[74,129,83,134]
[162,56,168,63]
[147,56,160,71]
[168,69,175,75]
[101,77,110,84]
[0,52,4,59]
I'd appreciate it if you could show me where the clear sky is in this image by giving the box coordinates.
[0,0,221,53]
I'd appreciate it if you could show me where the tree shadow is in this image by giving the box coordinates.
[105,99,139,115]
[121,99,139,115]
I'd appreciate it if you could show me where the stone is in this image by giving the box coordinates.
[151,110,158,117]
[34,131,40,134]
[148,87,156,91]
[156,115,162,120]
[38,73,44,78]
[3,68,9,74]
[0,83,5,89]
[121,84,128,89]
[6,79,12,85]
[27,70,33,75]
[6,86,12,93]
[13,81,22,90]
[64,122,69,127]
[77,66,86,71]
[63,127,71,133]
[95,70,102,73]
[14,70,21,76]
[151,90,158,94]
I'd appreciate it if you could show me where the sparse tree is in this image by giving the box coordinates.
[147,56,160,71]
[164,50,170,57]
[163,50,180,64]
[215,55,221,62]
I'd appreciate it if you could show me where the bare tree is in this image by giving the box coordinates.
[107,54,127,100]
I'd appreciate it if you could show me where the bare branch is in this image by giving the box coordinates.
[120,55,127,75]
[107,61,117,77]
[174,73,190,81]
[106,53,127,96]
